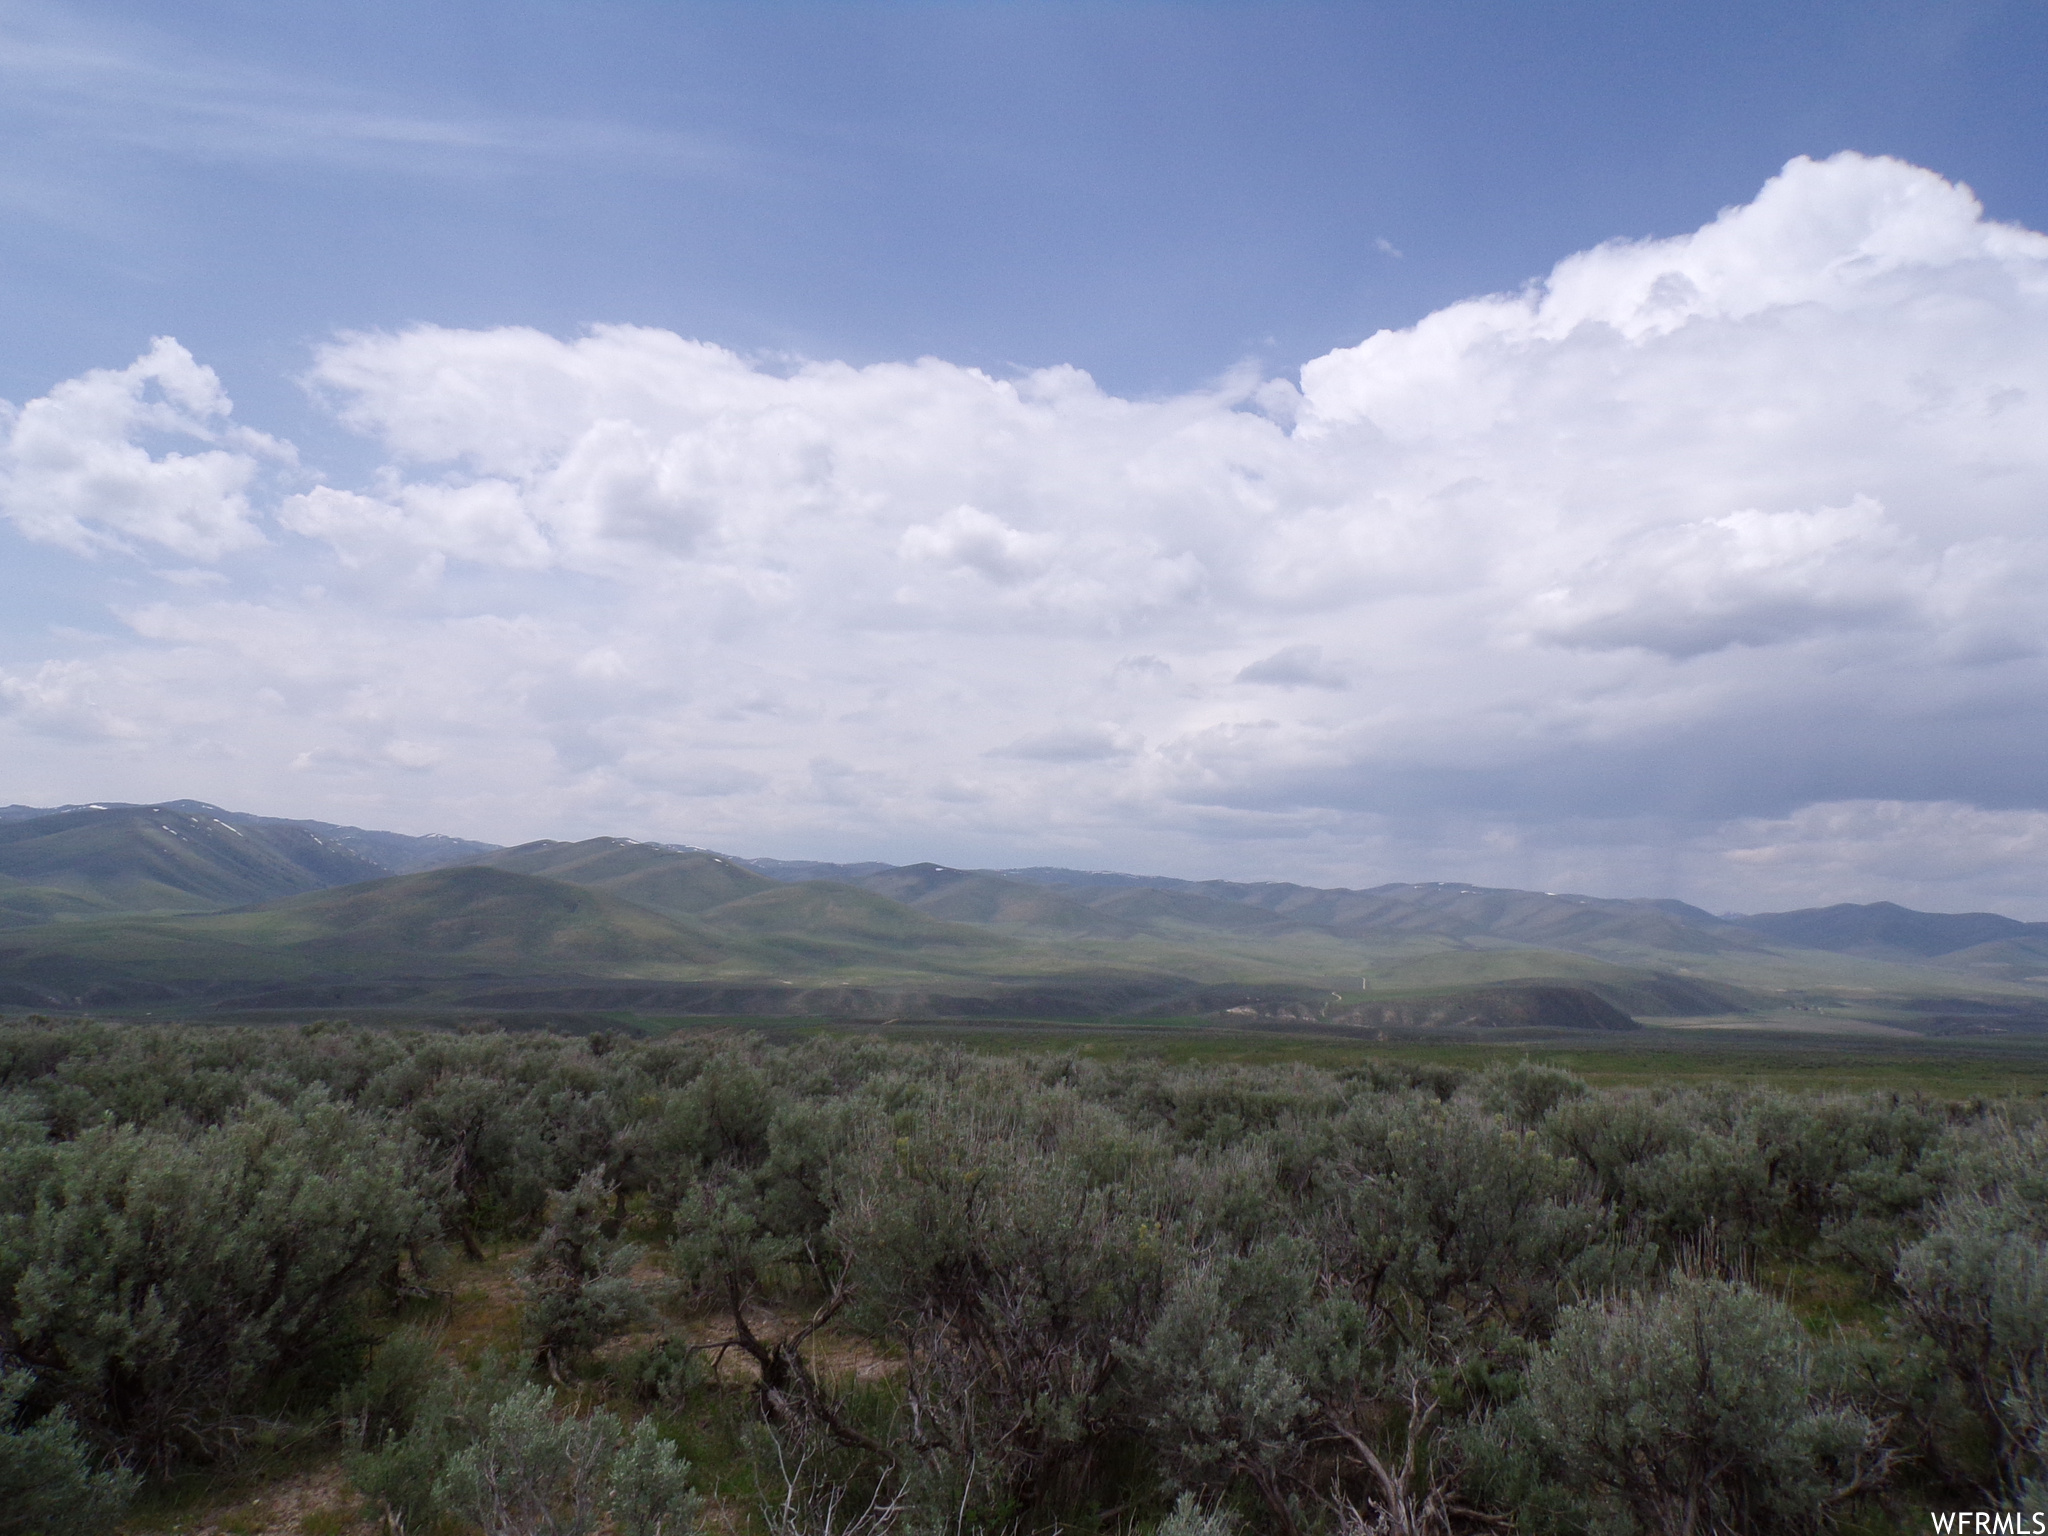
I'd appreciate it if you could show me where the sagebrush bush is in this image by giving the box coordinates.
[0,1367,137,1536]
[0,1090,438,1470]
[435,1382,697,1536]
[520,1169,652,1374]
[3,1016,2035,1529]
[1897,1120,2048,1496]
[1476,1274,1882,1534]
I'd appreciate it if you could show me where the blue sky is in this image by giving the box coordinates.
[4,1,2048,911]
[9,2,2044,409]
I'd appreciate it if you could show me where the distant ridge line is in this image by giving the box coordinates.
[5,799,2045,975]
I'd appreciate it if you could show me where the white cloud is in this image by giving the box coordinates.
[6,153,2048,911]
[900,505,1058,588]
[1710,801,2048,915]
[0,658,146,741]
[0,337,287,558]
[1521,496,1929,657]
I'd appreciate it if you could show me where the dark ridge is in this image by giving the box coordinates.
[0,800,496,883]
[197,806,499,874]
[1731,901,2048,958]
[0,804,389,909]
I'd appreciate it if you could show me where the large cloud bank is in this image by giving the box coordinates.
[5,153,2048,911]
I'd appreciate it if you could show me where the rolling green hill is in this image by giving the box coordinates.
[262,865,734,966]
[0,866,736,1004]
[1029,876,1757,958]
[7,799,2048,1033]
[1350,947,1761,1016]
[194,803,499,874]
[1916,935,2048,986]
[1,800,498,878]
[696,880,1021,970]
[0,878,118,928]
[0,865,1065,1003]
[759,863,1763,959]
[447,847,1029,976]
[1070,885,1312,938]
[1728,902,2048,984]
[1730,900,2047,957]
[852,863,1140,937]
[463,837,777,916]
[0,805,390,915]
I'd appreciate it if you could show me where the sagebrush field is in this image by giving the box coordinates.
[1,1017,2044,1535]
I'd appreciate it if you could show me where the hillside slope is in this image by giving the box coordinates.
[1731,901,2048,958]
[0,805,389,916]
[6,802,2047,1026]
[1731,901,2048,986]
[697,881,1024,971]
[0,801,497,877]
[463,838,776,916]
[0,866,737,1005]
[758,861,1761,960]
[852,864,1140,937]
[266,866,733,966]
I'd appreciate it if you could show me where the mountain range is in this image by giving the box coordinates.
[1,800,2045,1035]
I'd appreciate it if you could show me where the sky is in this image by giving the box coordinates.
[4,2,2048,915]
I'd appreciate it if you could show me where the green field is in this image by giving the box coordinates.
[15,1001,2048,1097]
[483,1010,2048,1095]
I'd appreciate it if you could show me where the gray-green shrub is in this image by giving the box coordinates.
[1479,1274,1882,1534]
[520,1170,652,1374]
[0,1367,137,1536]
[435,1382,697,1536]
[1897,1120,2048,1496]
[0,1091,437,1470]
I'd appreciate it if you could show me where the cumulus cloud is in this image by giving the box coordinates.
[6,152,2048,910]
[1522,497,1927,657]
[0,336,288,558]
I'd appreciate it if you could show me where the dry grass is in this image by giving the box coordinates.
[120,1459,372,1536]
[435,1244,531,1364]
[1758,1255,1891,1333]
